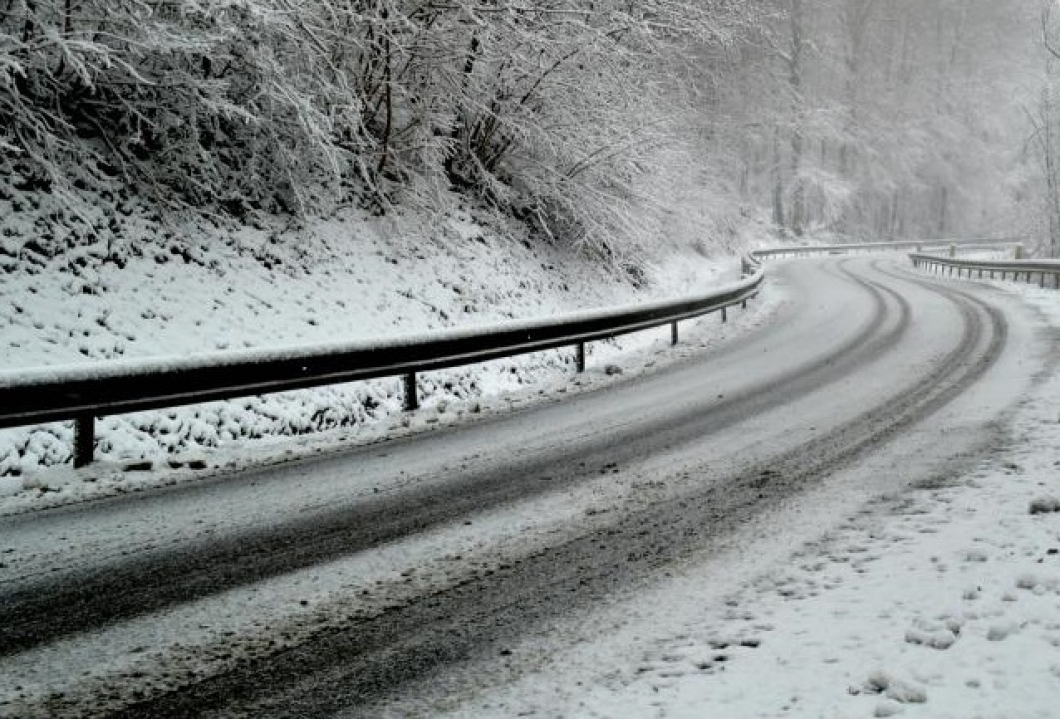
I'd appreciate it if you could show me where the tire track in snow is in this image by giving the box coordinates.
[95,260,1011,719]
[0,260,901,659]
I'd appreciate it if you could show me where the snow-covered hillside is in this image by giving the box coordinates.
[0,188,774,505]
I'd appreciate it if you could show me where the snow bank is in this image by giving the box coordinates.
[0,188,771,508]
[429,268,1060,719]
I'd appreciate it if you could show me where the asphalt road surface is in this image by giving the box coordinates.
[0,256,1049,718]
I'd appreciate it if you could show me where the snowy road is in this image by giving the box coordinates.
[0,256,1047,718]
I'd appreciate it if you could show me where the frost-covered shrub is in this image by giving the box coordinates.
[0,0,754,258]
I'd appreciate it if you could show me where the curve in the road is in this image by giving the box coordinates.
[79,258,1014,718]
[0,259,907,657]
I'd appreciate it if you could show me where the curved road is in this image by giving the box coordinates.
[0,256,1049,718]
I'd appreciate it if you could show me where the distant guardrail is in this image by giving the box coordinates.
[739,238,1018,277]
[752,237,1020,261]
[0,236,1028,468]
[910,251,1060,288]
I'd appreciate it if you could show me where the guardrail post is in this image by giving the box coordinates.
[671,321,679,346]
[1014,243,1025,260]
[721,307,728,323]
[403,372,419,411]
[73,414,95,468]
[576,342,586,372]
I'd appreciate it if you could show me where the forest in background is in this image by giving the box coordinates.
[0,0,1056,259]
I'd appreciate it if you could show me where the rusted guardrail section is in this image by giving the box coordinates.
[910,252,1060,289]
[0,268,764,467]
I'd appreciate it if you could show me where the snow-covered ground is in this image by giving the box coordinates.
[427,275,1060,719]
[8,186,1056,718]
[0,194,771,510]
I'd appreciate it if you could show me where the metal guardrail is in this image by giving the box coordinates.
[753,237,1020,260]
[738,238,1017,277]
[0,266,764,467]
[910,253,1060,288]
[0,236,1029,468]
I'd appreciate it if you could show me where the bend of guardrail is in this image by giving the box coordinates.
[0,237,1025,467]
[0,269,766,467]
[909,252,1060,289]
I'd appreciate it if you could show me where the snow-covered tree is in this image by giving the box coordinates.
[0,0,1050,256]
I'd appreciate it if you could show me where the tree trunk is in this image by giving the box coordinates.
[1045,94,1060,257]
[936,185,948,237]
[788,0,806,237]
[841,0,874,178]
[772,125,786,229]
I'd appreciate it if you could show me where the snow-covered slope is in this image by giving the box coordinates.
[0,189,769,498]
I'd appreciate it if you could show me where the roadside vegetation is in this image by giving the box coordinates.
[1,0,1051,264]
